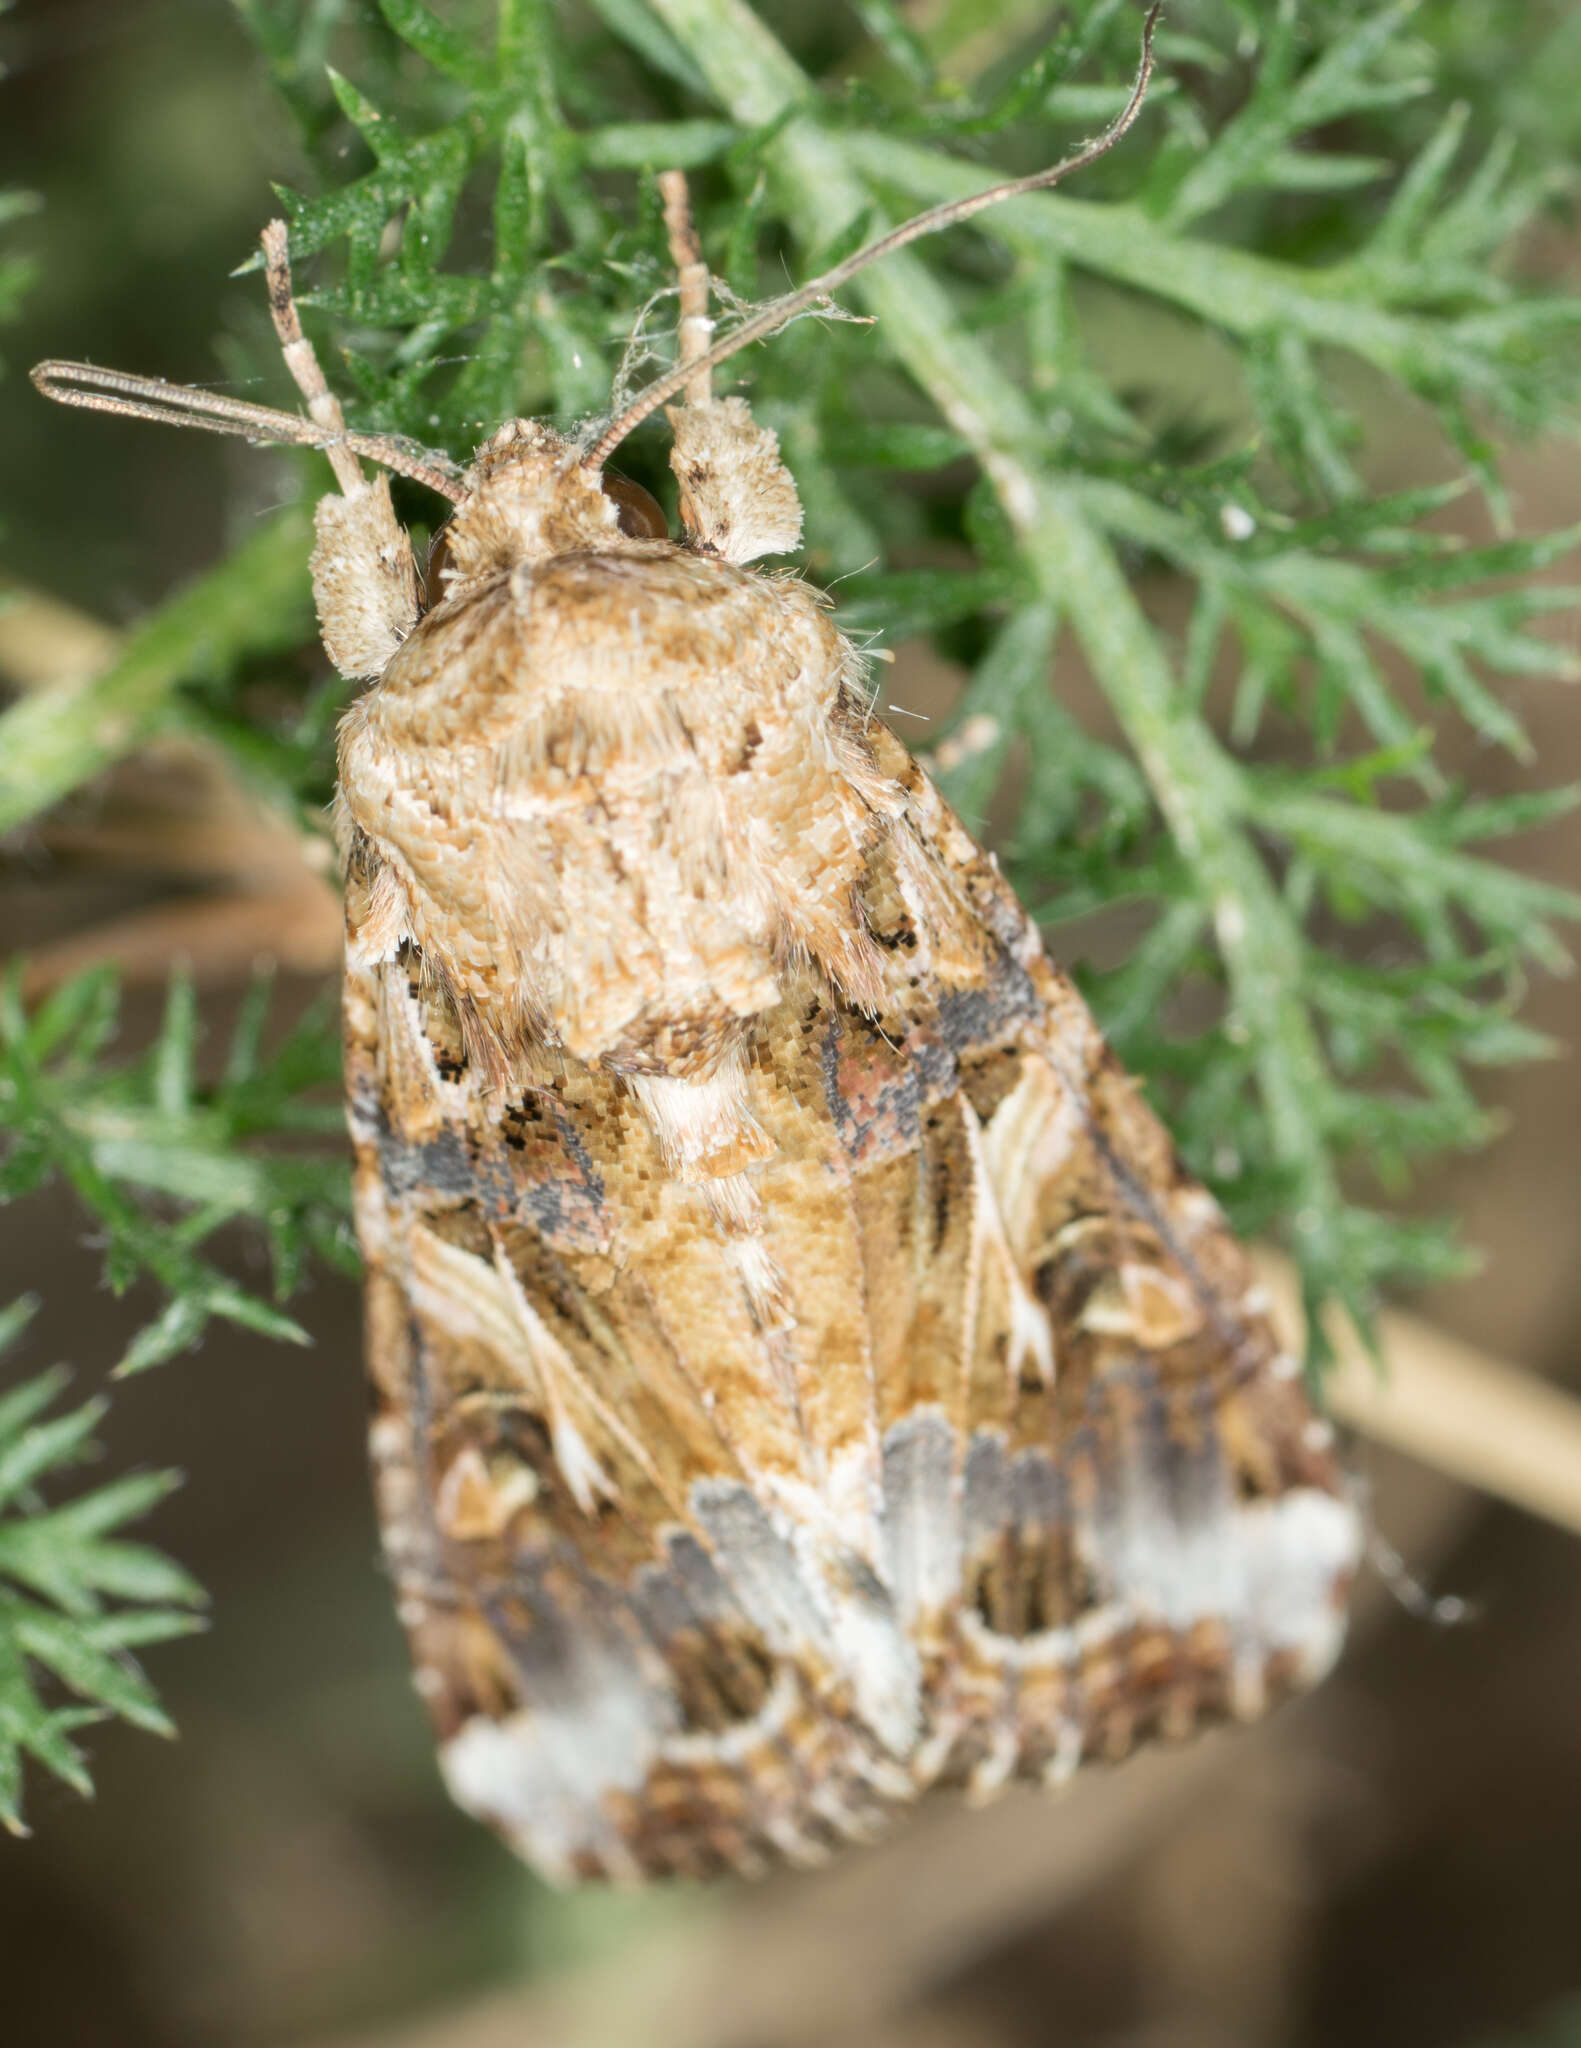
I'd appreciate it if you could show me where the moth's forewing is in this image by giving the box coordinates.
[338,449,1357,1882]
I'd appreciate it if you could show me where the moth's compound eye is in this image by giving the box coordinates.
[425,521,456,599]
[601,473,669,540]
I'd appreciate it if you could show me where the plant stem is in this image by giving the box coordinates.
[1258,1250,1581,1546]
[0,504,314,836]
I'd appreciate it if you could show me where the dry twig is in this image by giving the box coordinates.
[0,581,341,990]
[1256,1251,1581,1541]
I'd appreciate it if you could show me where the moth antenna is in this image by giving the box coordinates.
[260,218,365,498]
[33,219,466,505]
[658,168,713,409]
[32,360,467,503]
[30,360,347,450]
[582,1,1162,473]
[338,434,467,504]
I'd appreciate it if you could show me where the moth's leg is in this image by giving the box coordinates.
[260,221,420,679]
[658,173,804,564]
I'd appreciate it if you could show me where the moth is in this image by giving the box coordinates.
[33,20,1358,1883]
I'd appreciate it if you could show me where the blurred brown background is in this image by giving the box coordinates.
[3,4,1581,2046]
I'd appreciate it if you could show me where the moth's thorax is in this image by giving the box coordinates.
[336,531,895,1077]
[438,421,626,592]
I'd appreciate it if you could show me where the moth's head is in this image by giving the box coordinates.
[429,420,669,601]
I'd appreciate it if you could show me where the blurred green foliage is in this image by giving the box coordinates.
[1471,1993,1581,2048]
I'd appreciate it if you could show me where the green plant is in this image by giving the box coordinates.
[0,1297,205,1835]
[3,0,1579,1812]
[0,967,354,1375]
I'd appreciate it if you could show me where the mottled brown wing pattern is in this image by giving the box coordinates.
[348,963,914,1881]
[838,722,1356,1792]
[341,514,1358,1879]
